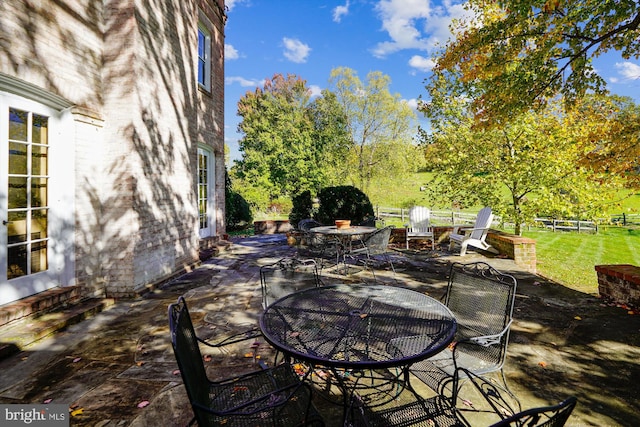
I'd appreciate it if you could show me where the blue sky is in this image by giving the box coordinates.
[223,0,640,162]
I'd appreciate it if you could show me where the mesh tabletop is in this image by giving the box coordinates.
[260,284,457,370]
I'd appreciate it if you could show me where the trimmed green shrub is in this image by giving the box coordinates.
[289,190,314,228]
[315,185,374,225]
[225,172,253,230]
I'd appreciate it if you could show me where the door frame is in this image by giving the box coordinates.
[0,91,75,305]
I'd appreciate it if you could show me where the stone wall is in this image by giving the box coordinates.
[595,264,640,306]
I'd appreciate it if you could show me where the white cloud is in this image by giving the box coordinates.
[225,76,265,88]
[309,85,323,98]
[408,55,436,72]
[372,0,472,57]
[405,98,419,110]
[615,62,640,80]
[225,0,244,12]
[225,44,239,60]
[333,1,350,23]
[282,37,311,63]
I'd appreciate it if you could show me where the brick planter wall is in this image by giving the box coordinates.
[391,227,537,273]
[595,264,640,306]
[486,231,537,274]
[254,220,293,234]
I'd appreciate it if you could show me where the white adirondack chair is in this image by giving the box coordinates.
[405,206,434,249]
[449,207,498,255]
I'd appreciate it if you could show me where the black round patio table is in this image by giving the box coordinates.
[259,283,457,370]
[260,283,457,420]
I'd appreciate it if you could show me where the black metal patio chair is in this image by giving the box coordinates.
[392,262,517,396]
[296,219,340,269]
[168,296,325,426]
[260,257,322,309]
[347,226,397,282]
[346,387,463,427]
[453,367,577,427]
[488,397,577,427]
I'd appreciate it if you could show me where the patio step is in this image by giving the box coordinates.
[0,296,115,361]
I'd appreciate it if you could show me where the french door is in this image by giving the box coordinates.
[0,95,64,305]
[198,146,216,238]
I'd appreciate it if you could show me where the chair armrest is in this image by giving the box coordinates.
[197,327,262,348]
[452,367,520,422]
[451,320,513,369]
[452,226,489,235]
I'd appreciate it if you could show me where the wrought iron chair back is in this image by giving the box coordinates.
[260,257,321,309]
[453,367,576,427]
[446,261,517,374]
[488,397,577,427]
[349,226,396,282]
[408,262,517,393]
[168,296,325,426]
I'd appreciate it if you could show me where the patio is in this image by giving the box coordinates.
[0,233,638,426]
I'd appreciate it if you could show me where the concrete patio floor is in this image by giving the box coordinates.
[0,233,638,426]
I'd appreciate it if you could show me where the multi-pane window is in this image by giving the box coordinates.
[197,25,211,91]
[198,148,210,232]
[7,108,49,279]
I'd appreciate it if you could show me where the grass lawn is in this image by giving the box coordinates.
[521,226,640,294]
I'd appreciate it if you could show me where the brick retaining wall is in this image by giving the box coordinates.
[486,231,537,274]
[392,227,537,273]
[595,264,640,306]
[254,220,293,234]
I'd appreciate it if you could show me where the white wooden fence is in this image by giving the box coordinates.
[374,206,640,233]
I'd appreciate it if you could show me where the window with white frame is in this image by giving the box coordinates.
[198,146,215,238]
[197,24,211,91]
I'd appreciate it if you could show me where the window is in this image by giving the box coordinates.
[7,108,49,279]
[198,147,215,238]
[197,24,211,91]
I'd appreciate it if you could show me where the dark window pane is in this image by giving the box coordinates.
[31,241,48,273]
[9,108,28,142]
[32,209,48,239]
[32,114,48,144]
[7,211,27,244]
[32,144,48,175]
[8,245,27,279]
[31,178,48,207]
[9,141,27,175]
[8,177,27,209]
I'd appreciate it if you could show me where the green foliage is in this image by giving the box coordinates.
[315,185,374,225]
[289,190,314,228]
[233,74,351,205]
[225,171,253,230]
[436,0,640,125]
[420,90,629,234]
[328,67,421,192]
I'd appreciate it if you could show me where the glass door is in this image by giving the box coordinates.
[197,147,216,238]
[0,98,58,305]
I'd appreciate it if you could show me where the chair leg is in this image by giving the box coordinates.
[459,241,468,256]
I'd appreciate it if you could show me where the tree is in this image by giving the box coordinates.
[233,74,350,208]
[436,0,640,126]
[328,67,419,192]
[420,95,627,235]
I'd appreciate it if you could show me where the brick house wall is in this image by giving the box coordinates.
[0,0,225,302]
